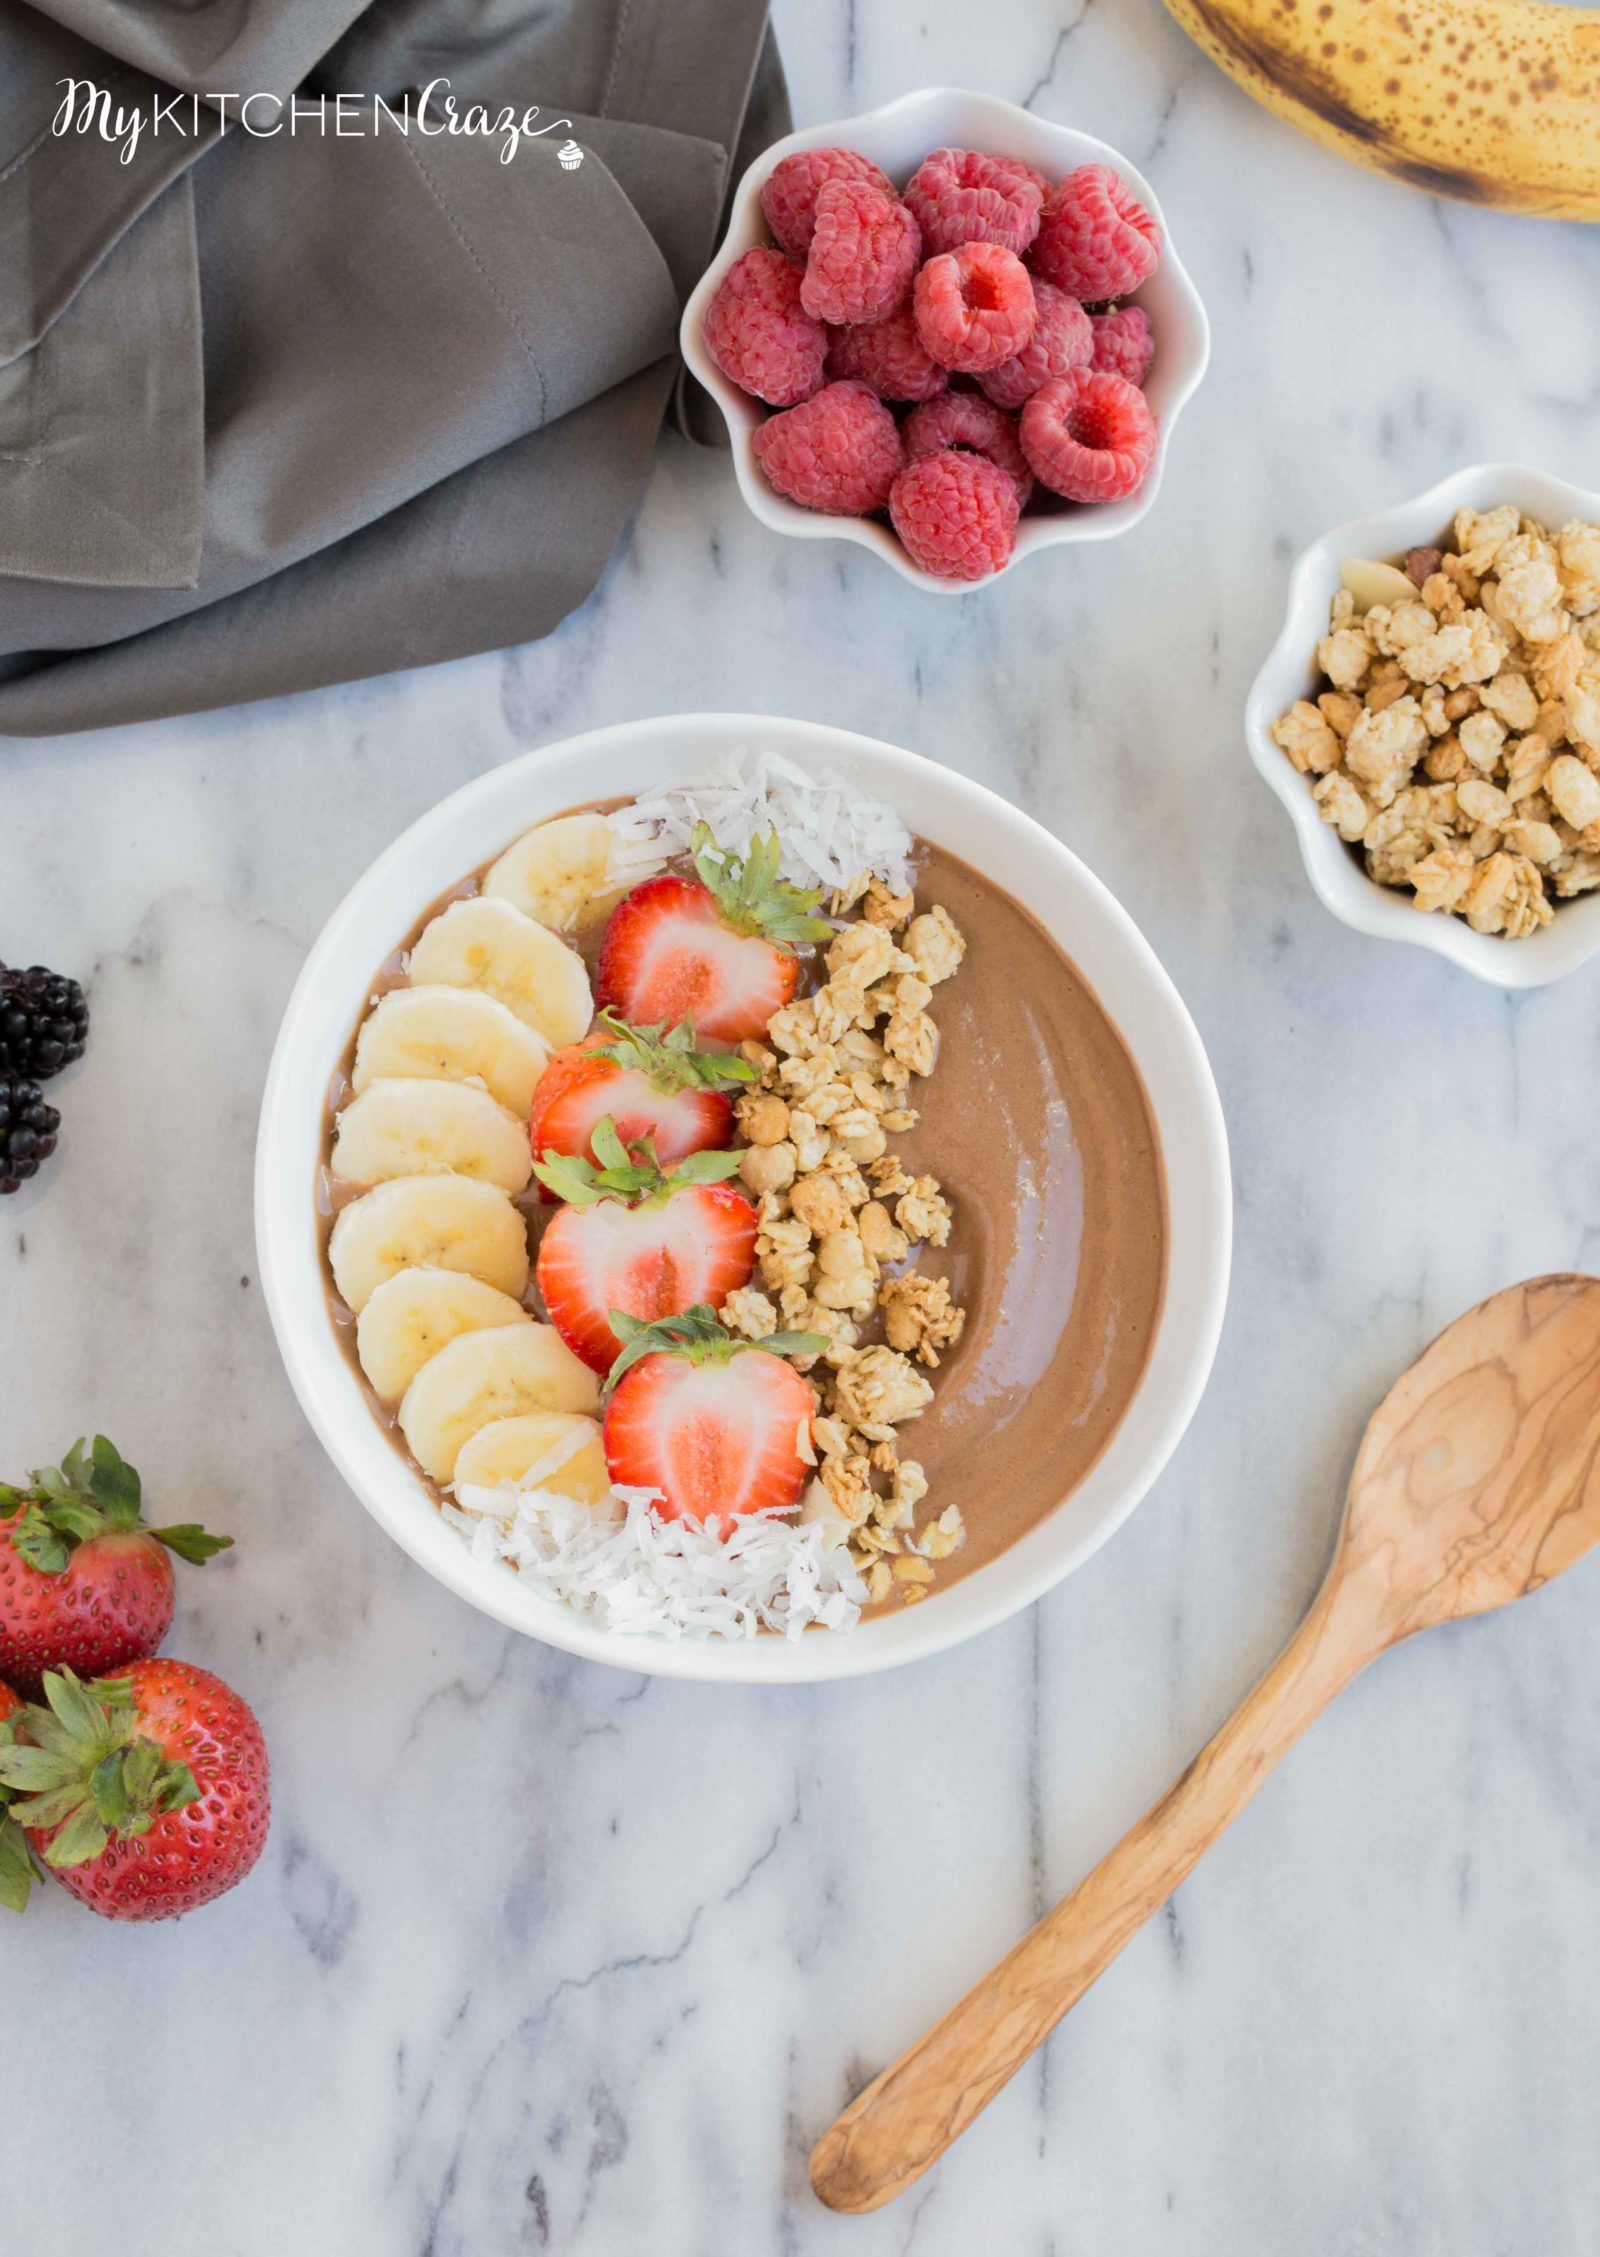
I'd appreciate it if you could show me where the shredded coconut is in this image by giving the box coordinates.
[445,1481,867,1641]
[607,745,915,896]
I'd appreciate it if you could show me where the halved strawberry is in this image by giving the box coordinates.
[534,1121,758,1372]
[527,1010,752,1199]
[596,825,834,1044]
[601,1305,828,1533]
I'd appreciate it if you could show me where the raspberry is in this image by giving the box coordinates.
[1019,369,1157,506]
[1031,164,1161,302]
[800,179,921,325]
[903,147,1046,256]
[903,393,1033,505]
[1089,304,1154,387]
[913,242,1036,374]
[889,453,1020,581]
[703,248,826,408]
[825,305,949,402]
[977,278,1092,410]
[761,147,895,258]
[753,381,903,516]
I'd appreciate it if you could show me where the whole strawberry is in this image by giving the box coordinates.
[0,1662,269,1920]
[0,1437,231,1698]
[0,1678,40,1913]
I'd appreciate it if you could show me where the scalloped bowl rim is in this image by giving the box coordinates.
[679,86,1211,595]
[255,714,1232,1683]
[1245,461,1600,991]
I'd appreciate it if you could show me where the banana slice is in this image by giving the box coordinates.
[452,1411,610,1503]
[355,1267,531,1405]
[483,812,625,933]
[353,985,550,1119]
[409,896,592,1047]
[399,1321,601,1483]
[328,1176,529,1313]
[330,1077,532,1196]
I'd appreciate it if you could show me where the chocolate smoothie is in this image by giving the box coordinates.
[318,823,1167,1598]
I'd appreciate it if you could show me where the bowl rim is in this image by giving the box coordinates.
[1245,459,1600,992]
[255,713,1232,1683]
[678,84,1212,596]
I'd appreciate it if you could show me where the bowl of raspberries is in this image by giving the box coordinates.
[682,87,1209,589]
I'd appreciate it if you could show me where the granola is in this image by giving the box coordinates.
[1272,503,1600,937]
[732,869,970,1601]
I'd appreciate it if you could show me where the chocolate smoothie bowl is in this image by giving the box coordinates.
[257,716,1229,1682]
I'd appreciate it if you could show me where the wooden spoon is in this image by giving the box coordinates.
[812,1273,1600,2214]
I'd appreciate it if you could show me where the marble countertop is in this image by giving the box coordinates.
[8,3,1600,2251]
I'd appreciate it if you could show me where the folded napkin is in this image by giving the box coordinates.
[0,0,785,735]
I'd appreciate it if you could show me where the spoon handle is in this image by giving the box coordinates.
[811,1580,1378,2213]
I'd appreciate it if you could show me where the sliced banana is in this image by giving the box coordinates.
[355,1267,531,1405]
[452,1411,610,1503]
[328,1175,530,1313]
[353,985,549,1119]
[399,1321,601,1483]
[409,896,593,1047]
[330,1077,532,1196]
[483,812,625,933]
[1340,556,1420,614]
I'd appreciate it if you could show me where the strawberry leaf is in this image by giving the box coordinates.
[587,1010,756,1095]
[535,1119,737,1211]
[664,1148,745,1188]
[0,1436,159,1569]
[86,1435,141,1527]
[46,1803,110,1870]
[0,1815,39,1914]
[690,823,834,952]
[150,1524,234,1564]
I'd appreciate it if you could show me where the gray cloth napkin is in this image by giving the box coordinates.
[0,0,785,736]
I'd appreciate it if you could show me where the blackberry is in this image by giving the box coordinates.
[0,963,89,1081]
[0,1075,60,1193]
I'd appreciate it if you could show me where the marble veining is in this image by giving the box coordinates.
[6,1,1600,2249]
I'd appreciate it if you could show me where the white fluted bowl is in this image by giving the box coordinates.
[679,87,1210,594]
[1247,463,1600,990]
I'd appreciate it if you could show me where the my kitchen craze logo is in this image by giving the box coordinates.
[53,77,584,168]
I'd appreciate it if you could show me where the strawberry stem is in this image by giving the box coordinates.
[0,1670,199,1871]
[533,1116,744,1209]
[689,824,835,952]
[602,1303,828,1397]
[0,1437,232,1575]
[585,1009,756,1093]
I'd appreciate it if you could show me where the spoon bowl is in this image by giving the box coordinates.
[812,1274,1600,2212]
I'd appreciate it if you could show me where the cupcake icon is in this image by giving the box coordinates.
[558,139,583,171]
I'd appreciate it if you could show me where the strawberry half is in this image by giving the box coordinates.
[596,824,834,1044]
[601,1305,828,1534]
[527,1010,753,1199]
[534,1120,758,1372]
[0,1661,269,1922]
[0,1438,231,1700]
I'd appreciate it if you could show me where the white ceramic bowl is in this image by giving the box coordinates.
[1247,463,1600,990]
[255,715,1231,1682]
[679,87,1210,594]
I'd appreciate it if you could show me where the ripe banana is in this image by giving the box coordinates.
[452,1411,611,1503]
[1159,0,1600,218]
[353,984,551,1119]
[330,1076,533,1196]
[398,1321,602,1483]
[483,812,627,932]
[328,1175,531,1313]
[355,1267,532,1405]
[409,895,593,1047]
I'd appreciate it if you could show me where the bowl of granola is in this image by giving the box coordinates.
[1248,464,1600,988]
[256,715,1230,1681]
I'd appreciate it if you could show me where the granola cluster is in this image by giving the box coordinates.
[718,873,969,1605]
[1272,504,1600,938]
